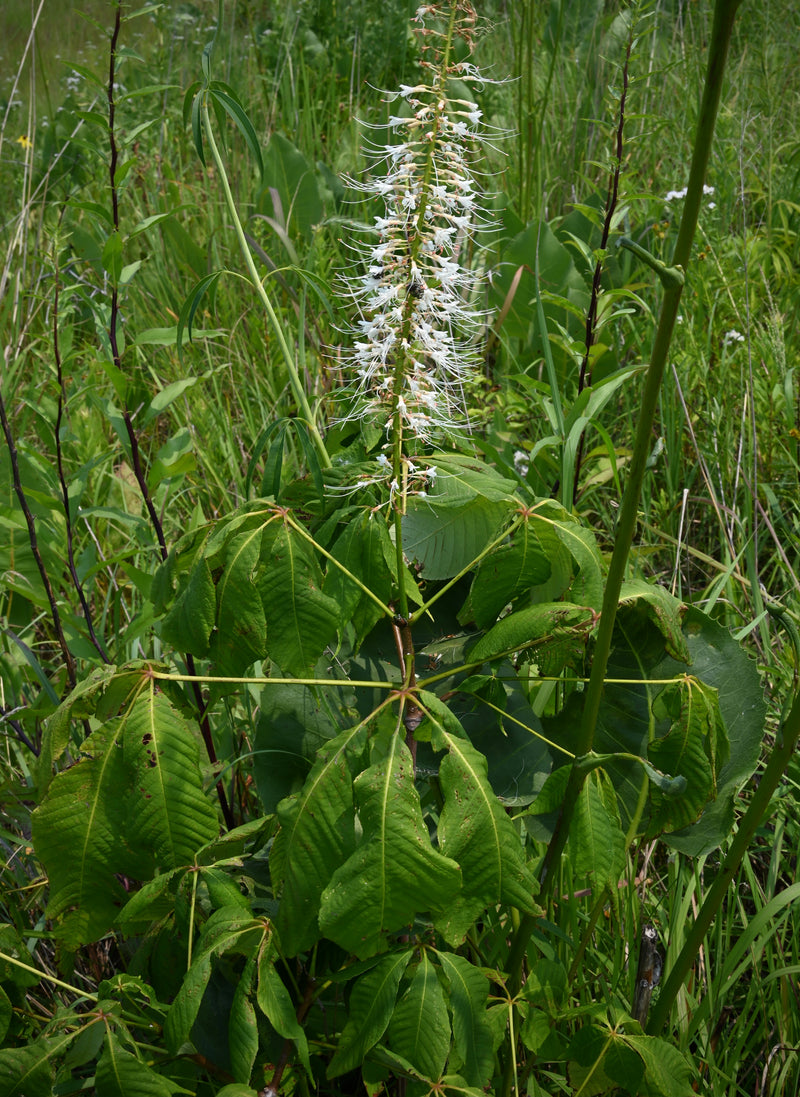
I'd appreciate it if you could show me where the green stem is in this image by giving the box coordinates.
[200,94,331,471]
[537,0,743,899]
[500,5,743,1084]
[646,686,800,1035]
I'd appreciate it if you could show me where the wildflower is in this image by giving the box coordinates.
[513,450,530,478]
[15,135,33,149]
[664,183,714,203]
[337,0,500,488]
[723,329,745,345]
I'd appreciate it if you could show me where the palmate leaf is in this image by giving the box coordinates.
[421,694,540,943]
[319,734,461,959]
[160,554,216,656]
[252,681,340,813]
[259,524,341,676]
[271,723,367,956]
[622,1034,695,1096]
[323,512,393,643]
[33,682,218,948]
[388,952,451,1081]
[665,607,764,855]
[327,950,413,1078]
[36,663,119,794]
[590,604,755,850]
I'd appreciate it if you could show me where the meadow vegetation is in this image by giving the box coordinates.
[0,1,799,1095]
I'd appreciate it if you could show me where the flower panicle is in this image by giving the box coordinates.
[336,0,501,464]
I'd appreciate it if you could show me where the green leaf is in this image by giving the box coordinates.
[434,951,493,1088]
[96,1031,175,1097]
[426,455,520,503]
[622,1034,696,1096]
[116,867,185,931]
[469,602,594,666]
[36,663,120,793]
[176,270,227,362]
[566,1025,615,1096]
[165,909,263,1053]
[102,230,124,284]
[402,467,514,580]
[252,682,338,813]
[646,681,719,836]
[258,133,322,238]
[552,519,603,609]
[32,720,138,947]
[324,513,393,643]
[319,734,461,958]
[122,687,219,866]
[0,1034,74,1097]
[33,686,218,948]
[209,83,264,177]
[0,987,10,1043]
[271,723,365,956]
[257,955,311,1075]
[570,769,626,888]
[160,555,216,656]
[229,958,258,1085]
[327,950,413,1078]
[619,579,690,662]
[490,219,589,347]
[422,695,540,943]
[142,377,201,423]
[592,604,758,850]
[469,519,551,629]
[665,608,765,855]
[259,524,341,676]
[388,952,451,1081]
[210,527,268,674]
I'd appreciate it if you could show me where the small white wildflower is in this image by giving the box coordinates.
[723,329,745,345]
[513,450,530,477]
[665,187,688,201]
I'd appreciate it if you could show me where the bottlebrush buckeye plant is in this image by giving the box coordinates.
[14,2,768,1096]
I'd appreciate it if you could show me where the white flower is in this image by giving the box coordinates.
[332,0,500,513]
[514,450,530,477]
[723,329,745,345]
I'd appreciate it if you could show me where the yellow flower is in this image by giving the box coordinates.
[16,135,33,149]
